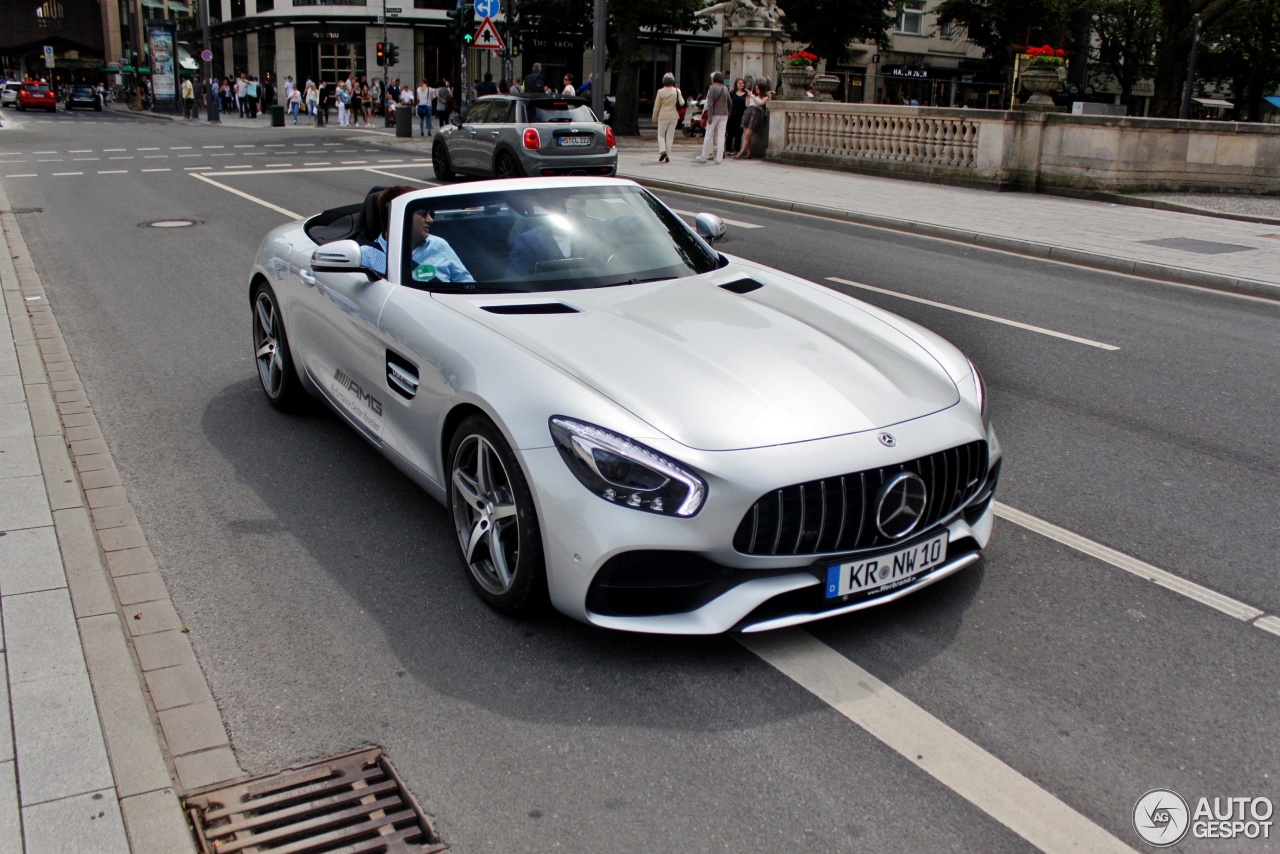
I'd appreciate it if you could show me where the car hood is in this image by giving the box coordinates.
[444,270,960,451]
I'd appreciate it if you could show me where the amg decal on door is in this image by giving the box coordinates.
[330,367,385,435]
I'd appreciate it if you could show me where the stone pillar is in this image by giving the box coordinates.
[247,33,260,78]
[724,26,784,89]
[222,37,234,77]
[277,27,296,83]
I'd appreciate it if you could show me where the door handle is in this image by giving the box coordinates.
[300,270,317,286]
[490,131,500,137]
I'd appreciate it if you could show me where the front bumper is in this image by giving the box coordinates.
[520,410,1000,634]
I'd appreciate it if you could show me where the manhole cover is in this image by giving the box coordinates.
[184,747,445,853]
[1139,237,1255,255]
[140,219,199,228]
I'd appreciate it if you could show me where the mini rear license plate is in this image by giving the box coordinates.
[557,136,592,146]
[824,533,947,599]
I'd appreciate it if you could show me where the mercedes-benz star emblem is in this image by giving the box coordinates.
[878,432,896,447]
[876,472,928,539]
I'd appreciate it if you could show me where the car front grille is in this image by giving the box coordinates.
[733,441,989,556]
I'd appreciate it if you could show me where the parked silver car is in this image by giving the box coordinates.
[0,82,22,108]
[432,94,617,181]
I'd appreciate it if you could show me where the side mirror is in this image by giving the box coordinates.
[311,240,367,273]
[450,113,463,127]
[695,212,727,241]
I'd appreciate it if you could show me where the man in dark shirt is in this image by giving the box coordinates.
[523,63,545,95]
[476,72,499,97]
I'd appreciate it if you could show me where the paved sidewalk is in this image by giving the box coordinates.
[0,185,197,851]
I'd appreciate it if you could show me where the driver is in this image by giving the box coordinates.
[359,186,473,284]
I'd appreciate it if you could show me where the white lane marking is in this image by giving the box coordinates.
[341,160,368,164]
[141,168,171,172]
[264,163,291,167]
[211,163,433,177]
[740,631,1136,854]
[827,277,1121,351]
[1255,616,1280,637]
[189,172,301,219]
[264,143,285,147]
[4,174,38,178]
[211,153,233,157]
[322,142,341,146]
[68,149,92,153]
[36,158,63,162]
[244,152,265,156]
[52,172,83,176]
[303,161,331,166]
[103,148,126,152]
[97,170,128,174]
[73,157,99,161]
[670,207,763,229]
[178,154,203,158]
[203,145,224,149]
[182,166,211,171]
[223,165,253,170]
[109,156,134,160]
[377,158,404,164]
[233,144,255,148]
[995,502,1266,622]
[170,146,192,150]
[364,168,432,185]
[33,150,58,154]
[336,149,357,153]
[144,155,167,159]
[296,143,314,146]
[138,147,159,150]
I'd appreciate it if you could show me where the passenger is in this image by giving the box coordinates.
[505,206,600,277]
[358,186,473,284]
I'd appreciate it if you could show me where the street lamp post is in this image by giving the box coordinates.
[591,0,604,120]
[200,0,219,121]
[1179,14,1203,120]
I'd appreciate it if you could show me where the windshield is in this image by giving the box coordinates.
[399,185,721,293]
[531,102,598,123]
[25,86,51,94]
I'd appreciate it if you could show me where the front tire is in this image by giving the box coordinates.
[448,415,547,616]
[432,140,455,180]
[251,281,308,412]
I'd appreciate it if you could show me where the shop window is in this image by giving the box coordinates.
[230,0,245,17]
[899,1,925,35]
[257,0,274,10]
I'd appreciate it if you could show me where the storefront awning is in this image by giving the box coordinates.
[167,0,191,11]
[1192,97,1233,109]
[177,45,197,71]
[1264,96,1280,110]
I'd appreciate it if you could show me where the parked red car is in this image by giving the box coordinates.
[17,83,56,112]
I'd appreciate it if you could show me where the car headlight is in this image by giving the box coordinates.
[967,359,989,427]
[550,417,706,517]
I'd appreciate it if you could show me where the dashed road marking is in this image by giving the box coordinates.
[51,171,83,176]
[141,168,171,172]
[97,170,128,174]
[995,502,1270,626]
[740,630,1136,854]
[826,277,1121,351]
[4,174,38,178]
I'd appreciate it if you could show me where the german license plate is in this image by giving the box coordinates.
[824,534,947,599]
[557,136,592,146]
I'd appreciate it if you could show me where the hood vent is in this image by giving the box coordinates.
[719,278,764,295]
[482,302,579,315]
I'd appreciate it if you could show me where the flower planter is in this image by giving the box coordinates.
[812,74,839,102]
[1020,67,1061,106]
[780,67,816,99]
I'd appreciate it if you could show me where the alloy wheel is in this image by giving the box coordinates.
[253,292,285,398]
[451,434,521,595]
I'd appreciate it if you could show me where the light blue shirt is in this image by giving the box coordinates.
[359,234,474,284]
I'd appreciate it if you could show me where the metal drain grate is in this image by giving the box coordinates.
[185,747,445,854]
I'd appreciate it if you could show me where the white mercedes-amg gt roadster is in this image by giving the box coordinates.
[249,177,1000,634]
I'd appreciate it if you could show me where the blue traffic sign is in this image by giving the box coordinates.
[475,0,500,18]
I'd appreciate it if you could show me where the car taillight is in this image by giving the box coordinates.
[605,127,616,149]
[523,128,540,150]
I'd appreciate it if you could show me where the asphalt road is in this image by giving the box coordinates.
[2,108,1278,853]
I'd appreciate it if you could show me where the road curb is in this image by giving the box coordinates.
[625,173,1280,302]
[1,183,239,851]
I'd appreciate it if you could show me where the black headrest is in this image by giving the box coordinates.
[360,185,390,244]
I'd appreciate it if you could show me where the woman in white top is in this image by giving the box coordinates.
[335,82,349,127]
[304,81,319,125]
[288,85,302,124]
[650,73,684,163]
[416,81,433,135]
[562,73,576,97]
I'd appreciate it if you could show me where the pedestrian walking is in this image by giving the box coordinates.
[288,84,302,123]
[246,76,260,118]
[336,82,350,126]
[523,63,545,95]
[416,79,434,135]
[361,82,374,127]
[651,73,684,163]
[235,74,248,117]
[435,79,452,127]
[736,81,770,160]
[318,81,331,126]
[181,76,195,119]
[695,72,730,163]
[305,79,318,124]
[726,78,747,156]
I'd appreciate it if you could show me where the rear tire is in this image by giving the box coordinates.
[494,151,523,179]
[432,140,455,180]
[251,281,308,412]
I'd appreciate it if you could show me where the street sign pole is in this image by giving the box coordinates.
[458,0,468,111]
[200,0,219,122]
[591,0,604,120]
[382,0,389,106]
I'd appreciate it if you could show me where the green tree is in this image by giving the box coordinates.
[1199,0,1280,120]
[774,0,898,65]
[1088,0,1161,109]
[1150,0,1239,116]
[934,0,1077,71]
[607,0,708,135]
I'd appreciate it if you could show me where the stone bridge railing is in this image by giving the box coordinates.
[765,101,1280,193]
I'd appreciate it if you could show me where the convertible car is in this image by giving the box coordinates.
[250,178,1000,634]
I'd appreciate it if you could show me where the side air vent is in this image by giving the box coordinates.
[719,278,764,294]
[386,352,419,401]
[482,303,579,315]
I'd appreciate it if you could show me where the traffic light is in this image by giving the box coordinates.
[386,43,399,66]
[446,3,475,45]
[375,42,386,66]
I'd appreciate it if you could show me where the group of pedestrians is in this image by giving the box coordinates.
[653,72,770,164]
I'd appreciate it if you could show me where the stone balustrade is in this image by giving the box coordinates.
[766,101,1280,194]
